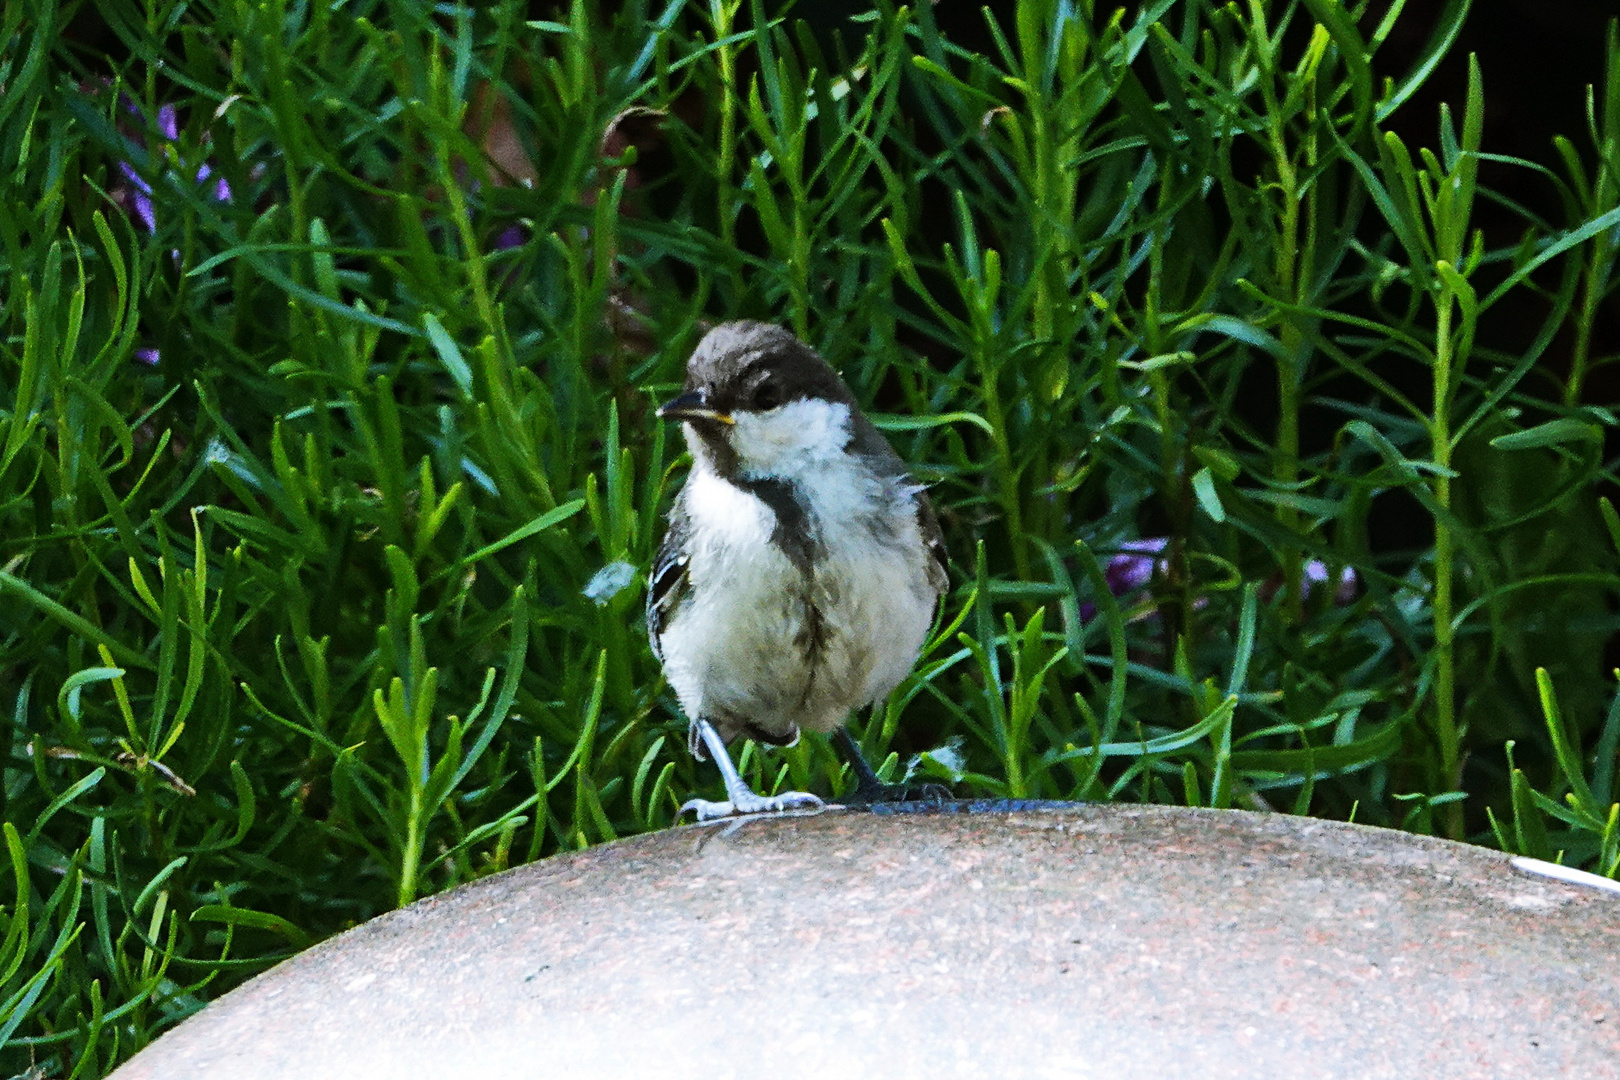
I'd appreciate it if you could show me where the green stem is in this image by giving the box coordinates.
[1275,337,1303,616]
[1030,101,1054,347]
[714,0,739,248]
[1004,719,1024,799]
[1431,295,1462,839]
[399,787,422,907]
[1271,118,1307,622]
[978,349,1029,582]
[1565,243,1607,406]
[790,175,809,337]
[440,158,497,339]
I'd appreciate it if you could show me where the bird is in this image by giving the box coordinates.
[647,321,950,821]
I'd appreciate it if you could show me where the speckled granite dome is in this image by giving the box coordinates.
[112,806,1620,1080]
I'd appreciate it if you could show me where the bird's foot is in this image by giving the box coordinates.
[679,788,827,822]
[840,777,953,807]
[829,728,953,807]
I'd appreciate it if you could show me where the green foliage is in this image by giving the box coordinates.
[2,0,1618,1073]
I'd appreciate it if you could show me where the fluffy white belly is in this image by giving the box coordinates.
[660,469,934,743]
[812,518,936,710]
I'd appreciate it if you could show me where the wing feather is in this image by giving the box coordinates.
[914,490,949,598]
[646,498,692,664]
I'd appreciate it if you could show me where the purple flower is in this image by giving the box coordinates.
[1079,538,1168,622]
[1081,537,1358,623]
[115,159,157,232]
[1302,559,1358,605]
[1104,537,1168,595]
[491,223,527,251]
[113,98,232,235]
[196,162,232,203]
[105,95,237,369]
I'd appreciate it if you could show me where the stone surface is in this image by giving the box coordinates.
[112,805,1620,1080]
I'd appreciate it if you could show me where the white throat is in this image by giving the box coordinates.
[691,397,853,481]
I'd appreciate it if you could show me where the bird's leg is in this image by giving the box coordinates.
[833,725,951,805]
[680,717,826,822]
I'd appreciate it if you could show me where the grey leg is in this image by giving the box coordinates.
[832,726,951,805]
[680,718,826,822]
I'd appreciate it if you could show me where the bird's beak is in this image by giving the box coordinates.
[657,391,734,426]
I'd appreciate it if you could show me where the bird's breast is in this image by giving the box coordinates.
[663,464,937,740]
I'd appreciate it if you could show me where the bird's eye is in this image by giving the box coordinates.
[752,378,784,410]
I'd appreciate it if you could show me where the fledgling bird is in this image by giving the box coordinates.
[647,321,949,820]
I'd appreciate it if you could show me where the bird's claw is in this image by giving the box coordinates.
[841,779,953,807]
[680,789,827,822]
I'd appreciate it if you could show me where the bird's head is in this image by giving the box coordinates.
[658,321,859,479]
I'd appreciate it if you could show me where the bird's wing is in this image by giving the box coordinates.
[913,490,950,598]
[848,409,950,600]
[646,497,692,664]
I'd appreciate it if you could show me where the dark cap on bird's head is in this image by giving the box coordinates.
[656,321,855,429]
